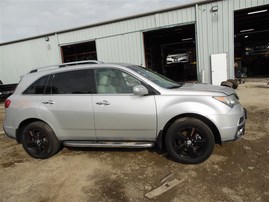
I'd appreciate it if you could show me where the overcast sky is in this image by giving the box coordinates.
[0,0,203,43]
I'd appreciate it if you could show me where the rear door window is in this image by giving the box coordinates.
[46,70,92,94]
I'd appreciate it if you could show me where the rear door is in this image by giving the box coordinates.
[92,68,157,141]
[38,69,96,141]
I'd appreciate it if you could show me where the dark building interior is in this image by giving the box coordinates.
[143,24,197,82]
[61,41,97,63]
[234,5,269,77]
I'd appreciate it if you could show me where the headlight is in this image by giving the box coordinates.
[213,94,239,108]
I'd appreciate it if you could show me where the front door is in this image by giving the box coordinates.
[92,68,157,141]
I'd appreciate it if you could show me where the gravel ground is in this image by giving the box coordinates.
[0,80,268,202]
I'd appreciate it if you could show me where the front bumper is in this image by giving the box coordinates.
[210,104,247,142]
[233,108,247,140]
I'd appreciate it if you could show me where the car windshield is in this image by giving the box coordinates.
[128,66,183,89]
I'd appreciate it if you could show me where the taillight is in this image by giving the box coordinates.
[5,99,11,108]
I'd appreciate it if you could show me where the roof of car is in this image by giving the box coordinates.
[25,61,139,81]
[29,60,104,73]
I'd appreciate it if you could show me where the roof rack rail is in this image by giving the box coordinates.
[29,60,103,73]
[58,60,103,67]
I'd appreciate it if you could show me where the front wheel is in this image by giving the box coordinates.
[165,118,215,164]
[21,121,61,159]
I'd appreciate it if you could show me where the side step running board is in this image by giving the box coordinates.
[63,141,154,148]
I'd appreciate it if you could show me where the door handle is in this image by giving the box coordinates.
[43,100,55,105]
[96,100,110,106]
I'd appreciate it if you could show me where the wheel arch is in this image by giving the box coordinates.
[157,113,221,150]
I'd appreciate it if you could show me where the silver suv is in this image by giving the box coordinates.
[3,61,247,164]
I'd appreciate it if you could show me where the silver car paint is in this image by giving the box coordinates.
[39,94,96,141]
[4,63,245,144]
[92,94,157,141]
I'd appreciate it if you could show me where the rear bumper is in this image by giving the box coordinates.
[3,115,17,140]
[3,125,16,140]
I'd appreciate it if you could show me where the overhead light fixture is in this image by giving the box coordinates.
[182,38,193,41]
[248,9,268,15]
[240,29,254,33]
[244,35,248,38]
[211,6,218,12]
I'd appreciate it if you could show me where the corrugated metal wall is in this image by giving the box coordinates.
[196,0,269,83]
[0,0,268,84]
[96,32,144,65]
[58,7,196,45]
[58,16,156,45]
[0,35,61,83]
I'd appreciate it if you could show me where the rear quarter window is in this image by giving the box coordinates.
[23,76,49,95]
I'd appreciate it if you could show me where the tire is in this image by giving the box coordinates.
[165,118,215,164]
[21,121,61,159]
[220,81,233,88]
[227,79,239,89]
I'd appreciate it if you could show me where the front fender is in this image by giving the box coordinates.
[155,95,231,132]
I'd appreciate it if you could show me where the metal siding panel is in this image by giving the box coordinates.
[154,13,160,27]
[199,4,210,83]
[260,0,269,5]
[235,0,269,9]
[58,15,157,45]
[0,36,60,83]
[210,3,218,53]
[218,2,223,53]
[96,32,142,65]
[178,10,183,24]
[222,2,229,53]
[257,0,264,4]
[196,1,234,83]
[171,10,177,23]
[154,7,195,27]
[205,4,211,55]
[251,0,259,6]
[189,7,195,21]
[228,1,235,79]
[246,0,252,7]
[3,0,269,84]
[233,0,240,10]
[182,8,188,22]
[239,0,247,8]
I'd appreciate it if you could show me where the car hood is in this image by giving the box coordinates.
[178,83,235,95]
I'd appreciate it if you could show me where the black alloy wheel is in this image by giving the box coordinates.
[165,117,215,164]
[21,121,61,159]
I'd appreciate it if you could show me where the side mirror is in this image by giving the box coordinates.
[133,85,149,96]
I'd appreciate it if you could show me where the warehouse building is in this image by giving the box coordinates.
[0,0,268,85]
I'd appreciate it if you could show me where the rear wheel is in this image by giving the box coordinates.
[21,121,61,159]
[165,118,215,164]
